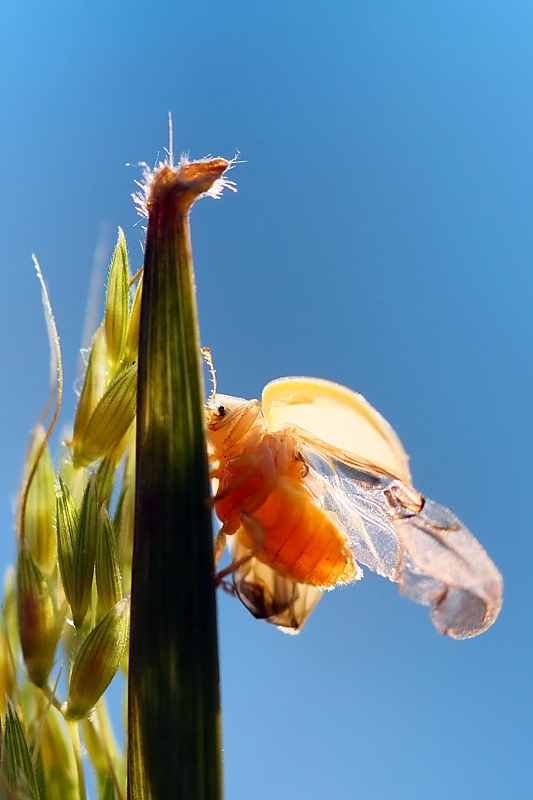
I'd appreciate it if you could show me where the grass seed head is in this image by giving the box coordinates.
[16,543,60,687]
[66,597,130,720]
[71,325,108,467]
[105,229,130,374]
[70,474,99,628]
[23,426,57,576]
[95,504,123,614]
[74,360,137,468]
[123,273,142,363]
[55,475,78,609]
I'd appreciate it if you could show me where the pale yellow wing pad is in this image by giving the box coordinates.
[262,377,411,484]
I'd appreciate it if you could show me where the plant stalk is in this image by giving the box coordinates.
[127,159,229,800]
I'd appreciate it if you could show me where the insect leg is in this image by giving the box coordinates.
[215,553,253,586]
[212,440,278,511]
[214,514,266,586]
[211,455,261,502]
[213,528,227,566]
[205,457,262,511]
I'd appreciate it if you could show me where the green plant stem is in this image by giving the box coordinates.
[67,721,87,800]
[127,163,225,800]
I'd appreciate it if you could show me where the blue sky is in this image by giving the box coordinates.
[1,1,532,797]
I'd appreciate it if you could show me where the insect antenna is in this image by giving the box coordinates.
[201,347,217,405]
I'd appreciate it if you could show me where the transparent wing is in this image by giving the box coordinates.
[394,500,503,639]
[303,448,503,639]
[303,449,402,580]
[229,531,323,634]
[262,377,411,484]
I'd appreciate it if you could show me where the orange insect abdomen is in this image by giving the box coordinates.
[237,474,356,587]
[213,428,357,588]
[255,477,355,586]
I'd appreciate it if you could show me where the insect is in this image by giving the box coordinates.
[206,377,503,639]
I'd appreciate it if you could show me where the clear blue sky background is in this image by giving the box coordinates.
[1,2,531,798]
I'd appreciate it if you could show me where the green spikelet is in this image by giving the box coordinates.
[55,476,78,610]
[75,360,137,468]
[124,274,143,363]
[66,598,130,720]
[71,326,108,468]
[1,698,41,799]
[105,228,130,374]
[70,474,98,629]
[24,427,56,576]
[16,543,59,688]
[96,504,122,614]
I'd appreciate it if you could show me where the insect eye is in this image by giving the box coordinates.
[217,405,226,417]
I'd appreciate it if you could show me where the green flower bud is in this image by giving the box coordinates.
[24,426,56,575]
[40,705,78,800]
[71,475,98,628]
[2,697,40,800]
[66,597,130,720]
[71,326,108,468]
[74,360,137,467]
[55,476,78,609]
[16,543,59,687]
[105,228,130,374]
[124,273,143,362]
[96,504,122,613]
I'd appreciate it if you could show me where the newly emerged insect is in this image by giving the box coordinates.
[206,377,503,639]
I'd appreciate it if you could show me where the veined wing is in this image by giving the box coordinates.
[229,531,323,634]
[394,500,503,639]
[302,448,402,581]
[302,448,503,639]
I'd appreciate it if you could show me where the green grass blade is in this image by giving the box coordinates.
[127,159,230,800]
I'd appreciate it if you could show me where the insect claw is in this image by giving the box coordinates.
[214,554,253,587]
[218,578,237,596]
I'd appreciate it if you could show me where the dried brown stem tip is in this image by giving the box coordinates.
[134,156,235,217]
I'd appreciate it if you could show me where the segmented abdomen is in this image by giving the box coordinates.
[239,475,357,587]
